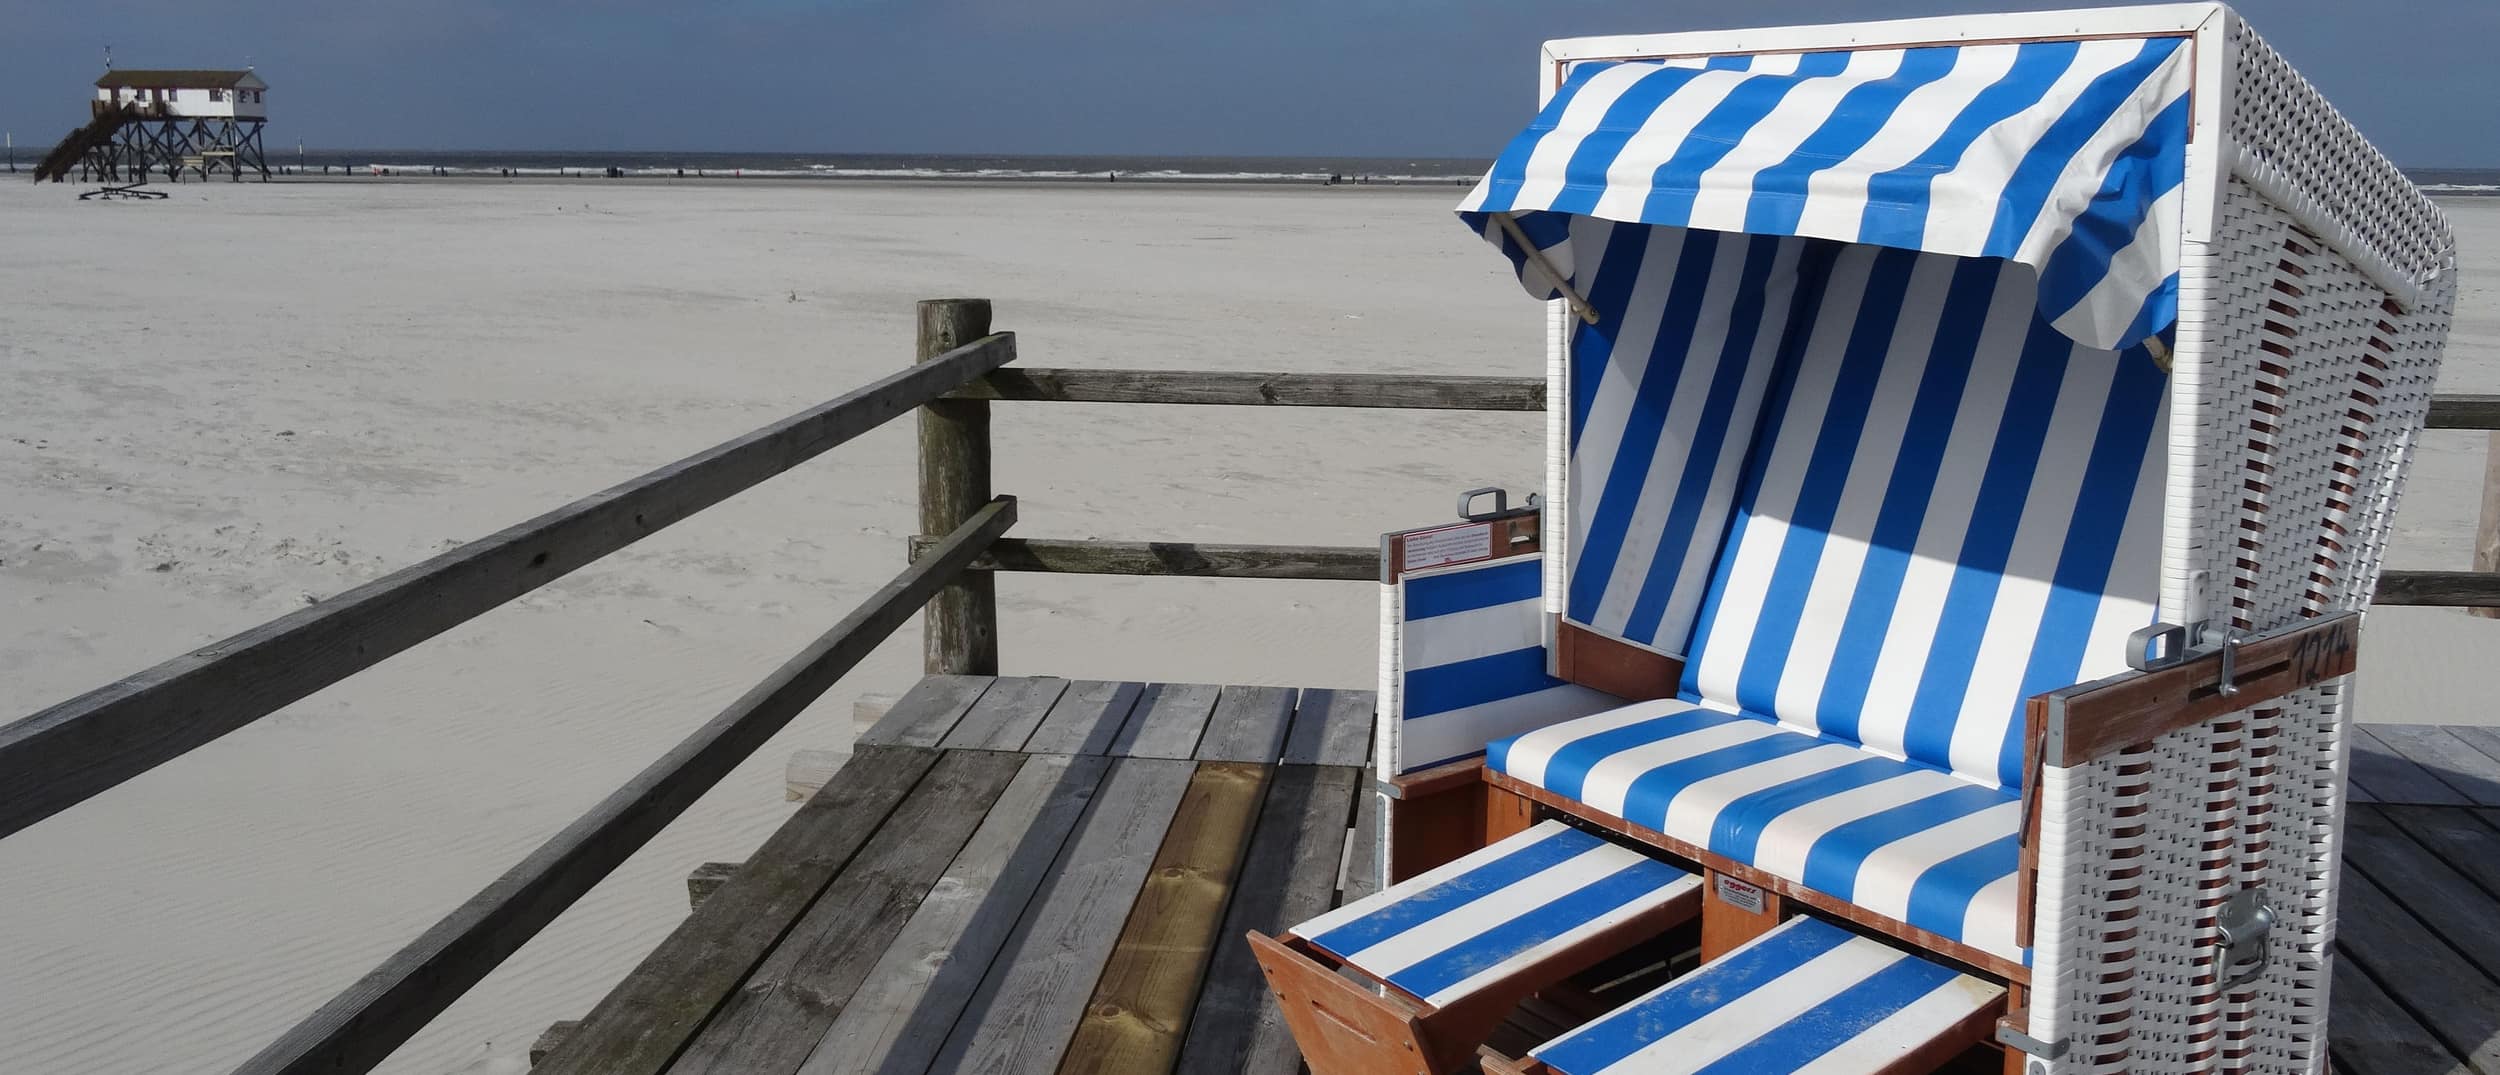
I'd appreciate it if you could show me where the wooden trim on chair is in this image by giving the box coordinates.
[1486,769,2031,984]
[1388,760,1492,884]
[1554,620,1683,702]
[2040,611,2358,766]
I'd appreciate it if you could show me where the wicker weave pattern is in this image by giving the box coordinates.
[2222,13,2451,308]
[2030,138,2452,1075]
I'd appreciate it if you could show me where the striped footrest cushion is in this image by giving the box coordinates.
[1523,916,2005,1075]
[1295,820,1700,1008]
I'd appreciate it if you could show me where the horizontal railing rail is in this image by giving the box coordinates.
[0,331,1016,841]
[236,497,1016,1075]
[951,368,1546,410]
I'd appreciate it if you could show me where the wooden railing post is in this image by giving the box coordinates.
[918,298,1000,672]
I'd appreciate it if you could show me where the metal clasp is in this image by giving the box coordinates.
[2217,635,2242,697]
[2127,623,2189,671]
[1457,487,1541,522]
[2219,888,2276,986]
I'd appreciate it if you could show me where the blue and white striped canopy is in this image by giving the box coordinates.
[1459,38,2192,350]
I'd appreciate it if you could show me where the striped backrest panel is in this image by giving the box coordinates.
[1681,246,2168,789]
[1566,218,1816,655]
[1395,556,1615,775]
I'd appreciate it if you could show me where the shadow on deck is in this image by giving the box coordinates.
[534,677,2500,1075]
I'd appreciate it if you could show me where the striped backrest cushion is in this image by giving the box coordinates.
[1680,243,2167,788]
[1567,218,1816,654]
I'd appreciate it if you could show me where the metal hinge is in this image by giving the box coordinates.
[2220,887,2277,986]
[1995,1021,2068,1062]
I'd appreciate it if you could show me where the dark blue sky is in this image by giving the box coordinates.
[3,0,2493,165]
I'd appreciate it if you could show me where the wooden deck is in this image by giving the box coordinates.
[535,677,2500,1075]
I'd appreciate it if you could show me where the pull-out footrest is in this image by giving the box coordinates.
[1489,916,2006,1075]
[1251,820,1702,1075]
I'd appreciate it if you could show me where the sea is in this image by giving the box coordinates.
[275,150,1493,186]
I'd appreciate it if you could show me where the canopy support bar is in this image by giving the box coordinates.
[1494,213,1601,326]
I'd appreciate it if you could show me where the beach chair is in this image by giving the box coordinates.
[1255,5,2453,1073]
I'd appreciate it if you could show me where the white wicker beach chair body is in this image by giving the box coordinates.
[1369,5,2453,1074]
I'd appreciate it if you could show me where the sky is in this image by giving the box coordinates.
[1,0,2495,165]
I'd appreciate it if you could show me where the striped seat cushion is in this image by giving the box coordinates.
[1528,915,2004,1075]
[1489,701,2022,962]
[1296,820,1700,1008]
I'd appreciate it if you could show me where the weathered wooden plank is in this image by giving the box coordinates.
[241,499,1018,1075]
[2374,570,2500,608]
[1173,765,1362,1075]
[2329,956,2470,1075]
[1196,685,1298,764]
[2341,806,2500,983]
[0,333,1016,840]
[2428,394,2500,430]
[939,677,1071,752]
[2365,724,2500,807]
[920,299,999,676]
[2374,805,2500,906]
[1059,762,1273,1075]
[528,746,941,1075]
[2350,726,2474,806]
[1344,779,1383,905]
[913,536,1376,581]
[1281,688,1374,768]
[798,753,1113,1075]
[670,750,1030,1075]
[1111,683,1221,760]
[2330,870,2500,1072]
[2448,725,2500,779]
[855,675,994,749]
[952,368,1546,411]
[929,757,1196,1075]
[1022,681,1147,756]
[686,862,739,911]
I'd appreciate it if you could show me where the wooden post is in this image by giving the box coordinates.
[918,299,999,673]
[2476,432,2500,619]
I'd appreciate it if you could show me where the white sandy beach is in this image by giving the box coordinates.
[0,178,2494,1074]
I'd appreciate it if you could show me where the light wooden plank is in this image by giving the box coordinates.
[951,368,1545,411]
[1173,765,1361,1075]
[1281,688,1374,768]
[913,537,1376,581]
[2331,870,2500,1072]
[1344,778,1383,905]
[797,754,1113,1075]
[1058,762,1273,1075]
[531,746,943,1075]
[1022,681,1147,756]
[1111,683,1220,760]
[929,757,1196,1075]
[2329,958,2470,1075]
[2367,725,2500,807]
[2448,726,2500,782]
[939,677,1071,752]
[2351,726,2474,806]
[1195,685,1297,764]
[242,499,1017,1075]
[856,675,994,749]
[670,750,1030,1075]
[2341,806,2500,984]
[0,333,1016,840]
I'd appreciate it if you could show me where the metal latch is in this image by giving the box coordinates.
[1457,487,1542,522]
[2126,620,2245,696]
[1995,1021,2068,1063]
[2219,888,2276,986]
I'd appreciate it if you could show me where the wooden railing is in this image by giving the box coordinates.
[0,298,2495,1074]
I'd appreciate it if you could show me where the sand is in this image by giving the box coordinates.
[0,178,2492,1074]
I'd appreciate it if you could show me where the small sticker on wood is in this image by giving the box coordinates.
[1402,523,1494,571]
[1715,874,1767,915]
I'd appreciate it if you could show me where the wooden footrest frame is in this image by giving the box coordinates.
[1250,820,1703,1075]
[1485,916,2005,1075]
